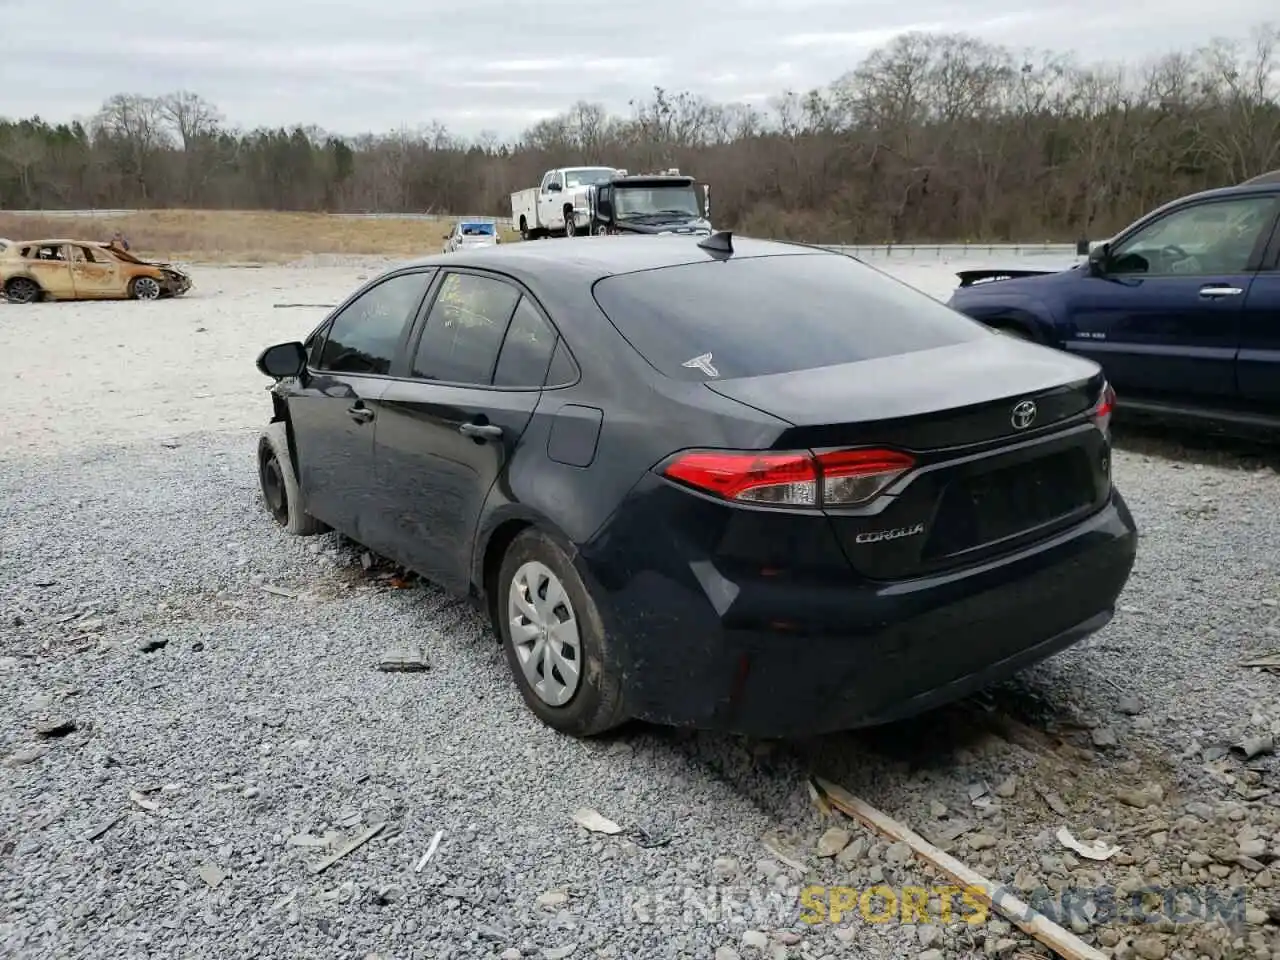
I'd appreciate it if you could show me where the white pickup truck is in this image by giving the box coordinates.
[510,166,620,240]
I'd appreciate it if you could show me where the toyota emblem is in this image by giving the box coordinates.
[1010,399,1038,430]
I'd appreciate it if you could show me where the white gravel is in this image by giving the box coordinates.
[2,255,1279,960]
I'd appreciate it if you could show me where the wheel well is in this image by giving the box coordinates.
[563,203,575,215]
[6,275,40,291]
[988,316,1040,342]
[480,519,533,638]
[519,215,527,228]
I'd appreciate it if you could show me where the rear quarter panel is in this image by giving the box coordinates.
[470,283,790,580]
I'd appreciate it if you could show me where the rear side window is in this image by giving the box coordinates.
[493,298,558,388]
[413,272,521,384]
[591,253,989,381]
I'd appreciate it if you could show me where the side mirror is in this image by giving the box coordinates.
[1086,243,1110,275]
[442,233,450,240]
[256,341,307,379]
[547,182,562,193]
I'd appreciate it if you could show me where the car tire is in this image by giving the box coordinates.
[564,210,577,238]
[5,277,41,304]
[497,528,627,738]
[130,276,161,300]
[257,422,327,536]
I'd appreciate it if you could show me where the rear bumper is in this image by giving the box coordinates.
[580,490,1138,738]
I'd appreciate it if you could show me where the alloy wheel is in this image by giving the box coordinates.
[6,278,39,304]
[133,277,161,300]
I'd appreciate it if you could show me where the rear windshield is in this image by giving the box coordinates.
[591,252,990,381]
[461,222,496,235]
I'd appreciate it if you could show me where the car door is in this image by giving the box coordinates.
[26,244,76,298]
[1237,218,1280,405]
[287,269,436,543]
[68,244,123,298]
[1062,193,1279,400]
[374,270,559,591]
[539,171,562,231]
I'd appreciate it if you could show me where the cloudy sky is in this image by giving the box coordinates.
[8,0,1274,139]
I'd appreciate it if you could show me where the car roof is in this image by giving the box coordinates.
[15,239,108,247]
[613,175,696,186]
[1242,169,1280,186]
[1152,181,1280,210]
[398,235,830,283]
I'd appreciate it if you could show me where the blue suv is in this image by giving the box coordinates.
[946,177,1280,435]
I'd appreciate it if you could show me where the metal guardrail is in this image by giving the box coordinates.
[2,211,1085,254]
[2,208,517,227]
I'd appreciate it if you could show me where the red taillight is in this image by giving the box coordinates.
[661,448,915,508]
[1092,381,1116,435]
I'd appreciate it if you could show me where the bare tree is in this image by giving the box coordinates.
[3,24,1278,242]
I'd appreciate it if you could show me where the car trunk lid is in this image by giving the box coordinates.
[704,339,1111,580]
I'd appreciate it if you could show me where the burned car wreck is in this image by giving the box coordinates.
[2,239,193,303]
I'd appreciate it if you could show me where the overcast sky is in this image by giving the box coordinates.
[6,0,1274,139]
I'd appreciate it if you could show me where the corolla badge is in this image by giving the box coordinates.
[1010,399,1038,430]
[854,523,925,544]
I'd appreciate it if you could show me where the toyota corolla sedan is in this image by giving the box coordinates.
[253,233,1138,739]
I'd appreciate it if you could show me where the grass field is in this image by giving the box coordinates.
[0,210,521,263]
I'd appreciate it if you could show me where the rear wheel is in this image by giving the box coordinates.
[564,208,578,237]
[519,216,530,241]
[5,277,41,304]
[257,422,327,536]
[497,528,627,737]
[130,276,161,300]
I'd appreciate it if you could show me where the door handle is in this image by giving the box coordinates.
[459,422,502,440]
[347,404,375,424]
[1199,285,1244,298]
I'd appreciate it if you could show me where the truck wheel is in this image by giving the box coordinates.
[564,208,578,238]
[519,216,530,241]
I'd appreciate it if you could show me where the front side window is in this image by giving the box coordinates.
[412,272,521,384]
[1109,196,1278,276]
[71,246,108,263]
[305,320,332,368]
[562,167,616,189]
[316,271,434,375]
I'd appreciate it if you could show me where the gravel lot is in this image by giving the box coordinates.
[3,254,1280,960]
